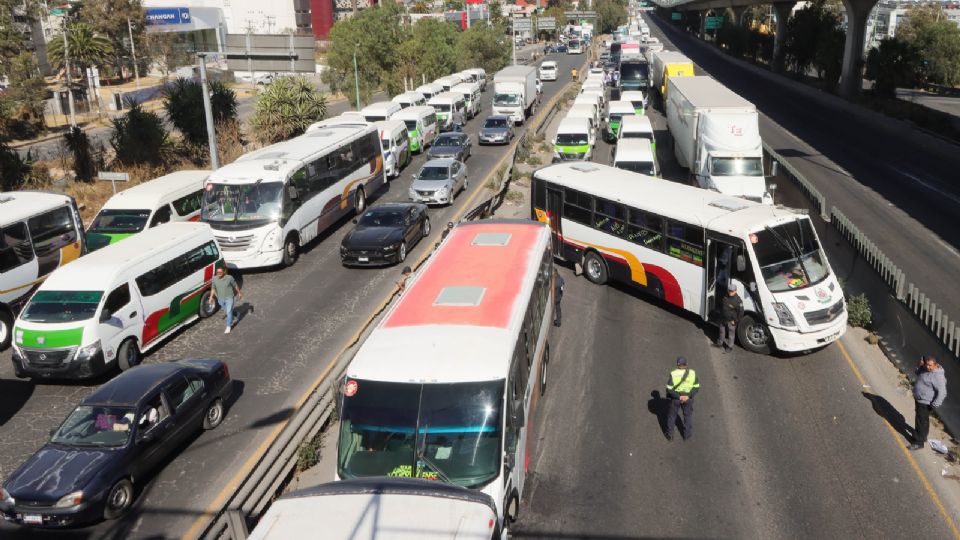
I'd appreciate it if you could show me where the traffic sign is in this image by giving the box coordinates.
[564,11,597,19]
[537,16,556,30]
[512,18,533,30]
[98,171,130,194]
[671,12,683,20]
[704,16,724,29]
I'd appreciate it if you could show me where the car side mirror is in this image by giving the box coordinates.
[99,309,112,323]
[736,254,746,273]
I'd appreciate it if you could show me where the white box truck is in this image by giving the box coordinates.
[666,76,771,203]
[493,65,539,125]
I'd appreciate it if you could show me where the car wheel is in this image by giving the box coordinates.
[737,314,772,354]
[103,478,134,520]
[354,187,367,215]
[397,242,407,263]
[583,251,608,285]
[0,309,12,350]
[198,291,217,318]
[422,218,431,238]
[118,339,141,371]
[282,235,299,267]
[203,398,225,430]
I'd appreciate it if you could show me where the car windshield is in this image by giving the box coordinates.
[484,118,508,129]
[752,218,830,293]
[711,157,764,176]
[358,209,404,227]
[51,406,135,448]
[201,181,284,223]
[403,120,418,131]
[616,160,655,175]
[433,103,451,112]
[89,209,151,234]
[494,93,521,106]
[435,135,462,146]
[557,133,589,146]
[21,290,103,323]
[418,166,450,181]
[338,379,503,488]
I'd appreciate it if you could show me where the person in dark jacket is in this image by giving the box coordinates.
[665,356,700,441]
[714,282,743,352]
[909,356,947,450]
[553,269,564,327]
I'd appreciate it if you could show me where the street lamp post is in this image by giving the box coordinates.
[127,18,141,89]
[353,44,361,110]
[197,53,220,170]
[61,20,77,128]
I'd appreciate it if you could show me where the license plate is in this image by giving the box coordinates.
[358,257,368,262]
[825,331,840,342]
[23,514,42,525]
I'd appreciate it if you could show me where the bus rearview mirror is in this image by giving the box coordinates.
[736,255,746,273]
[770,161,779,177]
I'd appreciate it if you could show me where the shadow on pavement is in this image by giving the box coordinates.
[0,378,34,426]
[647,390,670,437]
[863,391,914,442]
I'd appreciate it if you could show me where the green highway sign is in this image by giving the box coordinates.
[704,16,724,29]
[671,12,682,20]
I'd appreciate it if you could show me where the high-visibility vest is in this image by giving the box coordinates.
[667,368,699,395]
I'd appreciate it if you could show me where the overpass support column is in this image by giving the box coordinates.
[731,6,748,27]
[839,0,878,98]
[699,10,707,39]
[771,1,796,74]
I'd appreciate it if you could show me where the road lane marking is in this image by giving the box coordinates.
[892,167,960,208]
[837,338,960,540]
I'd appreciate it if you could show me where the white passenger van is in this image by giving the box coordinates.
[605,99,637,142]
[202,120,385,269]
[391,91,426,109]
[613,138,659,176]
[617,114,656,151]
[580,88,606,109]
[11,222,222,379]
[566,104,599,137]
[428,92,466,132]
[86,170,209,252]
[463,68,487,90]
[451,81,482,119]
[394,105,439,154]
[360,101,402,122]
[415,83,444,100]
[376,119,411,179]
[539,61,558,81]
[620,90,647,115]
[434,76,461,92]
[552,116,595,161]
[0,192,85,350]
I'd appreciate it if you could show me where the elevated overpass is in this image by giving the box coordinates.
[650,0,877,98]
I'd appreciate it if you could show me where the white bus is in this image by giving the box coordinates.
[532,163,847,354]
[201,121,385,269]
[1,192,85,350]
[335,220,555,535]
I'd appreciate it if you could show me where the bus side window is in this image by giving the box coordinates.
[0,222,34,272]
[172,191,202,217]
[27,207,77,256]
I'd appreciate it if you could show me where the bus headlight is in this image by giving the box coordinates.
[263,228,282,250]
[772,302,796,327]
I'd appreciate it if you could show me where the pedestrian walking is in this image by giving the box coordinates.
[553,269,564,327]
[208,266,243,334]
[714,283,743,353]
[440,221,455,241]
[909,356,947,450]
[665,356,699,441]
[397,266,414,292]
[451,109,465,132]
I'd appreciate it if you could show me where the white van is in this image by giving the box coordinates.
[571,96,601,126]
[360,101,402,122]
[391,91,426,109]
[427,92,466,131]
[434,76,461,92]
[566,104,599,137]
[450,82,482,119]
[11,222,222,379]
[605,100,637,142]
[415,83,444,100]
[394,105,439,154]
[613,138,659,176]
[539,61,558,81]
[376,119,411,179]
[463,68,487,90]
[617,114,656,149]
[580,88,605,109]
[620,90,647,115]
[87,170,209,252]
[552,116,595,162]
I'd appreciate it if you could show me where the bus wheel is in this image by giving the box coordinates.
[737,314,771,354]
[282,235,299,267]
[505,491,520,524]
[0,309,12,350]
[355,187,367,215]
[583,251,608,285]
[118,339,141,371]
[539,342,549,396]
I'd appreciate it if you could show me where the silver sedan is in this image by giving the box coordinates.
[408,158,468,206]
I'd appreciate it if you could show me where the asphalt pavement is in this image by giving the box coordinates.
[0,52,588,539]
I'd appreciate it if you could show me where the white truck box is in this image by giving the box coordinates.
[492,65,539,125]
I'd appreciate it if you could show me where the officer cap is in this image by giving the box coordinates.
[676,356,688,366]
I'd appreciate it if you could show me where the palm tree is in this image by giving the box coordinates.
[47,23,114,76]
[249,76,328,145]
[164,78,239,147]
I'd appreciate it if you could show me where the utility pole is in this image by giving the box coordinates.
[197,53,220,170]
[62,19,77,127]
[512,19,516,65]
[353,44,361,110]
[127,19,140,88]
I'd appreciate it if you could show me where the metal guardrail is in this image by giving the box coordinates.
[763,143,827,222]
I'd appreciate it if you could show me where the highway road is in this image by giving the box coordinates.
[0,51,587,539]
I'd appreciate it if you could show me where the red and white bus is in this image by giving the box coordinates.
[335,219,555,537]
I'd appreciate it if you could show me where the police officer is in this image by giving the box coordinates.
[665,356,700,441]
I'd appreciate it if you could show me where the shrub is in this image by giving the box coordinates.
[847,293,873,329]
[64,126,97,181]
[110,101,170,166]
[527,155,542,166]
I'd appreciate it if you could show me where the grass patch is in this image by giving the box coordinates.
[505,189,525,203]
[296,431,323,474]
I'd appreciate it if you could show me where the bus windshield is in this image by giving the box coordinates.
[621,62,649,84]
[201,182,284,224]
[711,157,763,176]
[557,133,589,146]
[752,218,830,293]
[89,209,151,234]
[338,379,503,488]
[21,290,104,323]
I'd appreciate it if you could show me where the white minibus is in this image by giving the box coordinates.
[605,100,637,142]
[360,101,402,122]
[202,120,385,269]
[394,105,439,154]
[451,82,482,119]
[613,139,659,177]
[463,68,487,90]
[11,222,222,378]
[391,91,426,109]
[620,90,647,115]
[566,104,599,137]
[434,76,461,92]
[552,116,595,161]
[428,92,466,132]
[87,170,208,252]
[415,83,445,100]
[376,119,411,179]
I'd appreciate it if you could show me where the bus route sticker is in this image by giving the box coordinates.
[344,379,358,397]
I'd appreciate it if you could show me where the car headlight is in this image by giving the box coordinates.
[383,242,400,252]
[437,186,449,196]
[339,244,348,255]
[773,302,796,327]
[0,487,14,506]
[54,491,83,508]
[75,341,101,362]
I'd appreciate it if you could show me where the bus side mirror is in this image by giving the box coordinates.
[504,452,515,473]
[736,255,746,273]
[287,186,299,200]
[770,161,779,177]
[512,401,525,428]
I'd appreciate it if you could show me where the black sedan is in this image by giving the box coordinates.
[426,132,472,162]
[340,203,430,267]
[0,359,232,528]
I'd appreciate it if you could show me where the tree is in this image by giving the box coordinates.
[110,101,169,166]
[322,4,405,104]
[163,78,238,147]
[148,32,194,80]
[783,1,841,81]
[64,126,97,181]
[397,18,459,90]
[411,1,429,14]
[46,23,114,75]
[865,38,920,97]
[455,24,511,73]
[487,0,507,27]
[897,5,960,87]
[249,76,328,145]
[1,53,48,139]
[78,0,148,81]
[542,6,568,31]
[594,0,628,34]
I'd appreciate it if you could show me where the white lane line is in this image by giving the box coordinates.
[892,166,960,208]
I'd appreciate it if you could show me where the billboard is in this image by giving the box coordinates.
[145,7,192,26]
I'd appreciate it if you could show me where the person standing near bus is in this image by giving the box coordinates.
[553,269,564,327]
[909,356,947,450]
[209,267,243,334]
[665,356,699,441]
[715,283,743,353]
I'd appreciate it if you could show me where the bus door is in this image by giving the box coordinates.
[704,233,738,322]
[545,187,563,254]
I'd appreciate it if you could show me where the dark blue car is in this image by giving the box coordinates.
[0,359,232,528]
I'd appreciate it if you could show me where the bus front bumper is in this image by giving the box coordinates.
[768,314,847,352]
[223,249,284,269]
